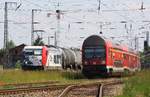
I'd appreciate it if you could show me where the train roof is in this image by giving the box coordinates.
[24,46,43,50]
[83,35,138,54]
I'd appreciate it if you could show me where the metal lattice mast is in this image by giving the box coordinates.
[31,9,34,45]
[4,2,8,49]
[55,3,61,47]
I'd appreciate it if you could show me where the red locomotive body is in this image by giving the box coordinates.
[42,46,48,66]
[82,35,141,76]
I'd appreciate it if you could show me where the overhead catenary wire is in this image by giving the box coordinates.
[23,0,48,9]
[0,0,148,26]
[0,0,149,50]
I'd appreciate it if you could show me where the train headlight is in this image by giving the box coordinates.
[101,60,105,64]
[84,61,87,65]
[93,61,96,65]
[24,61,28,64]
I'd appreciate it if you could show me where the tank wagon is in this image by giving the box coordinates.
[82,35,141,76]
[61,48,82,70]
[22,45,82,70]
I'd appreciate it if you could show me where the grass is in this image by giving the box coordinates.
[0,65,3,70]
[117,69,150,97]
[0,69,114,90]
[0,70,88,85]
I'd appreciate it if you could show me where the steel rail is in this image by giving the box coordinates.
[0,84,69,95]
[0,81,59,87]
[58,80,123,97]
[97,80,123,97]
[0,80,123,96]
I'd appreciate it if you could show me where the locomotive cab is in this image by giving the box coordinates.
[82,35,107,75]
[22,46,43,70]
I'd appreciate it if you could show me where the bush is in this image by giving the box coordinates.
[116,70,150,97]
[15,60,21,69]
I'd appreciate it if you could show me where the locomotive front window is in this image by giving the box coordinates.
[84,47,105,59]
[95,49,105,58]
[34,49,42,56]
[24,49,42,56]
[84,49,94,58]
[24,51,34,55]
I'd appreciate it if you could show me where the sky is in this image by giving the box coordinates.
[0,0,150,51]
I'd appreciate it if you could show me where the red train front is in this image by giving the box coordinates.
[82,35,141,76]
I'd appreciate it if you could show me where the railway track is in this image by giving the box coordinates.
[97,81,123,97]
[0,81,67,97]
[0,80,123,97]
[0,85,69,94]
[0,81,59,89]
[58,80,123,97]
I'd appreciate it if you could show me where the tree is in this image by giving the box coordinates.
[140,46,150,69]
[0,40,15,55]
[0,40,15,66]
[6,40,15,49]
[0,49,6,58]
[33,36,45,46]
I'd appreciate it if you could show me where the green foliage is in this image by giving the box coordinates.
[0,49,6,57]
[140,46,150,67]
[116,70,150,97]
[0,40,15,67]
[144,56,150,64]
[0,40,15,58]
[15,61,21,69]
[33,36,44,46]
[0,70,63,84]
[6,40,15,49]
[0,70,87,84]
[143,87,150,97]
[61,71,85,80]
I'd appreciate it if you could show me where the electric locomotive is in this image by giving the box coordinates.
[22,45,82,70]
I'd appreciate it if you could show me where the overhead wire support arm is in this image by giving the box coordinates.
[31,9,41,45]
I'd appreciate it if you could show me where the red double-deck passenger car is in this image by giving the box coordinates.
[82,35,141,76]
